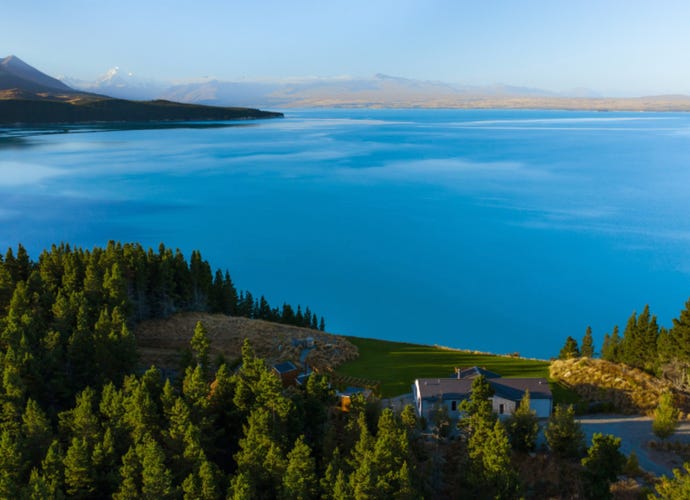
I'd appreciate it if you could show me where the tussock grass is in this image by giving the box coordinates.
[135,312,357,371]
[550,358,680,414]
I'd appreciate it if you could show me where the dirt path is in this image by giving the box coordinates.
[578,414,690,476]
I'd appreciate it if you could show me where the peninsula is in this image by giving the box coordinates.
[0,55,282,124]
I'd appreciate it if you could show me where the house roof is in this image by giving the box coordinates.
[491,378,552,400]
[416,378,474,401]
[415,377,551,402]
[337,386,371,398]
[273,361,298,374]
[454,366,501,380]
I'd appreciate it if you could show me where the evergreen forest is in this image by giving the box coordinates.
[0,241,679,498]
[560,302,690,392]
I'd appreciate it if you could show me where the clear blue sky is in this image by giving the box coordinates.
[4,0,690,95]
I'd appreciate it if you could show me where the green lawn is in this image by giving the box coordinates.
[335,337,552,397]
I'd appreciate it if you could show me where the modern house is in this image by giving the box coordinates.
[412,367,552,420]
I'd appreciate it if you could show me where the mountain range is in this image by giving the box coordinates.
[4,56,690,115]
[0,56,282,124]
[59,67,581,108]
[55,65,690,112]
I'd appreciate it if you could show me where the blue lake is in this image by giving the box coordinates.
[2,109,690,359]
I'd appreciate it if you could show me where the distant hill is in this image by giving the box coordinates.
[0,55,72,93]
[159,73,562,109]
[63,67,690,111]
[0,56,283,124]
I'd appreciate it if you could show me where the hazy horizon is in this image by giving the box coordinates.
[5,0,690,97]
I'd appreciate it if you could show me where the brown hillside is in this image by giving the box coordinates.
[550,357,690,414]
[134,312,358,372]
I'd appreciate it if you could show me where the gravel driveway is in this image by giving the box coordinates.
[578,414,690,476]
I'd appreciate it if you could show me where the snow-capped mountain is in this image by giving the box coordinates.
[61,66,167,101]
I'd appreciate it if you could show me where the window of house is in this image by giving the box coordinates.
[499,403,504,414]
[451,401,457,411]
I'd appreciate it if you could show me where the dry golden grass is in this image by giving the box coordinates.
[135,312,358,372]
[549,358,686,414]
[610,478,650,500]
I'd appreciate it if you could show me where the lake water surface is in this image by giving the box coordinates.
[2,109,690,358]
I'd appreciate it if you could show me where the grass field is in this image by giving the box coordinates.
[335,337,553,397]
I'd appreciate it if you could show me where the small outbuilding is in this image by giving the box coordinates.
[336,386,373,412]
[272,361,299,387]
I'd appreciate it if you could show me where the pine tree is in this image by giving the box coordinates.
[63,437,95,499]
[59,387,101,446]
[332,469,349,500]
[103,262,128,310]
[669,297,690,362]
[92,427,119,495]
[545,404,584,458]
[282,304,295,324]
[0,429,22,498]
[190,320,210,373]
[196,458,221,500]
[182,364,210,421]
[347,412,375,496]
[601,325,621,362]
[400,404,418,435]
[223,271,239,315]
[0,264,13,315]
[24,468,53,500]
[506,389,539,452]
[233,339,266,414]
[228,472,254,499]
[459,374,494,424]
[21,398,53,468]
[113,445,141,500]
[653,463,690,499]
[282,435,318,500]
[371,409,410,497]
[234,407,286,496]
[558,336,580,359]
[639,306,660,370]
[581,433,625,500]
[320,448,343,499]
[139,436,176,499]
[653,391,679,440]
[396,461,416,499]
[620,305,660,371]
[40,440,65,499]
[349,451,376,499]
[99,383,129,458]
[164,397,196,482]
[620,310,640,367]
[482,420,520,498]
[122,375,163,444]
[15,243,31,282]
[581,326,594,358]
